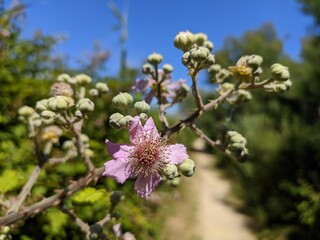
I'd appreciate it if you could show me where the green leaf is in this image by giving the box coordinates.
[72,187,106,205]
[0,170,20,193]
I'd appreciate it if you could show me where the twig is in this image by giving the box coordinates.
[59,205,90,234]
[190,70,204,111]
[0,167,104,227]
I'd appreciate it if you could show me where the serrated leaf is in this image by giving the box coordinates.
[0,170,20,193]
[72,187,106,205]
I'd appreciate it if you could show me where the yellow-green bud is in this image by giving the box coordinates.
[221,83,234,91]
[89,89,99,97]
[247,55,263,68]
[147,53,163,65]
[173,31,195,52]
[81,134,89,144]
[62,140,75,151]
[95,82,109,93]
[35,99,49,112]
[50,82,73,97]
[203,40,214,51]
[204,54,215,66]
[109,113,126,129]
[139,113,148,123]
[41,110,56,120]
[48,96,74,111]
[77,98,95,112]
[30,113,42,127]
[270,63,290,81]
[134,100,150,113]
[75,110,83,118]
[75,74,92,85]
[170,177,181,186]
[182,51,191,66]
[163,64,173,74]
[142,63,153,74]
[124,115,133,125]
[163,164,179,180]
[112,92,133,109]
[208,64,221,74]
[18,106,35,117]
[195,33,208,46]
[178,158,195,177]
[230,134,247,144]
[85,149,94,158]
[2,226,10,234]
[230,142,245,151]
[190,47,209,62]
[57,73,71,83]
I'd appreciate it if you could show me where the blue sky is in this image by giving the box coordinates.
[20,0,313,82]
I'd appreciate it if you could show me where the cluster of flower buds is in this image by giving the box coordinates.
[162,158,196,186]
[208,64,231,83]
[174,31,215,71]
[264,63,292,93]
[227,89,252,105]
[228,55,263,82]
[225,131,249,162]
[0,226,12,240]
[109,92,150,129]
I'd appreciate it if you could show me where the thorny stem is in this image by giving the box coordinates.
[59,205,90,235]
[191,70,204,111]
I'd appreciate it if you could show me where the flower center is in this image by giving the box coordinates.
[138,141,158,166]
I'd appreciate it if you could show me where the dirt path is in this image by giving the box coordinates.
[163,150,256,240]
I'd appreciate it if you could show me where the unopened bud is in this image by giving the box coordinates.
[163,164,179,180]
[62,140,75,151]
[75,74,92,85]
[75,110,83,118]
[18,106,35,117]
[208,64,221,74]
[77,98,95,112]
[247,55,263,68]
[35,99,49,112]
[57,73,71,83]
[41,110,56,120]
[195,33,208,46]
[85,149,94,158]
[109,113,126,129]
[50,82,73,97]
[203,40,214,51]
[173,31,195,52]
[112,92,133,109]
[124,115,133,125]
[270,63,290,81]
[163,64,173,74]
[178,158,195,177]
[139,113,148,123]
[221,83,234,91]
[182,51,191,66]
[203,54,215,66]
[95,82,109,93]
[170,177,181,186]
[48,96,74,111]
[190,47,209,62]
[147,53,163,65]
[134,100,150,113]
[142,64,153,74]
[89,89,99,97]
[2,226,10,234]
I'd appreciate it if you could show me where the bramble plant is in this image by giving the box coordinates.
[0,30,291,239]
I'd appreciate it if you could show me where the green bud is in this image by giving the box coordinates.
[170,177,181,186]
[195,33,208,46]
[2,226,10,234]
[230,134,246,144]
[178,158,195,177]
[203,54,215,67]
[139,113,148,123]
[35,99,49,112]
[18,106,35,117]
[62,140,76,151]
[57,73,71,83]
[95,82,109,93]
[40,110,56,120]
[203,40,214,51]
[221,83,234,91]
[247,55,263,68]
[227,131,238,137]
[89,89,99,97]
[134,100,150,113]
[85,149,94,158]
[173,31,195,52]
[190,47,209,62]
[75,74,92,85]
[50,82,74,97]
[30,113,42,127]
[77,98,95,112]
[230,142,245,151]
[182,51,191,66]
[109,113,126,129]
[163,164,179,180]
[163,64,173,74]
[208,64,221,74]
[75,110,83,118]
[48,96,74,111]
[112,92,133,109]
[142,63,153,74]
[147,53,163,65]
[270,63,290,81]
[81,134,90,144]
[124,115,133,125]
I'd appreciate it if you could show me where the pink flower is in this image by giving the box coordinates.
[103,116,188,199]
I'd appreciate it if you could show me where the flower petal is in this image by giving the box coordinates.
[105,139,131,160]
[143,117,160,138]
[134,173,162,199]
[103,159,131,184]
[129,116,143,143]
[167,144,189,164]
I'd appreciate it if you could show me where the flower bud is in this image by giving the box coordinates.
[270,63,290,81]
[95,82,109,93]
[124,115,133,125]
[163,64,173,74]
[48,96,74,111]
[57,73,71,83]
[76,98,95,112]
[163,164,179,180]
[190,47,209,62]
[142,63,153,74]
[62,140,76,151]
[178,158,195,177]
[221,83,234,91]
[41,126,62,143]
[139,113,148,123]
[208,64,221,74]
[50,82,73,97]
[75,110,83,118]
[112,92,133,109]
[203,54,215,67]
[85,149,94,158]
[122,232,136,240]
[2,226,10,234]
[109,113,126,129]
[170,177,181,186]
[173,31,195,52]
[195,33,208,46]
[35,99,49,112]
[40,110,56,120]
[134,100,150,113]
[247,55,263,68]
[18,106,35,117]
[147,53,163,65]
[30,113,42,127]
[203,40,214,51]
[75,74,92,85]
[89,89,99,97]
[181,51,191,66]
